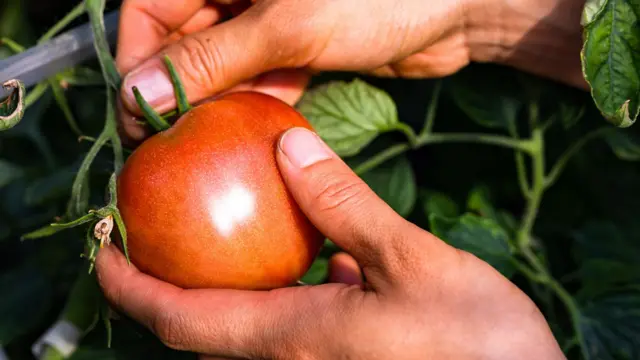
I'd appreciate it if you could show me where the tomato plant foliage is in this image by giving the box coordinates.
[581,0,640,127]
[0,1,640,359]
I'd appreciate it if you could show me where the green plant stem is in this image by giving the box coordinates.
[516,128,544,248]
[396,123,419,146]
[38,1,86,44]
[512,124,585,358]
[49,76,83,136]
[163,55,191,115]
[85,0,121,89]
[506,116,531,198]
[132,86,171,131]
[419,80,442,137]
[514,126,549,277]
[353,132,531,175]
[24,82,50,108]
[509,258,547,283]
[544,127,612,188]
[422,133,533,151]
[0,37,25,52]
[354,143,410,175]
[540,114,557,132]
[514,152,531,199]
[79,136,132,154]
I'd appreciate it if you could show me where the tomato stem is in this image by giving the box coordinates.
[132,86,171,131]
[163,55,192,115]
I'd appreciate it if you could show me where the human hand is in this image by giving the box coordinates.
[114,0,472,143]
[96,126,566,360]
[115,0,588,145]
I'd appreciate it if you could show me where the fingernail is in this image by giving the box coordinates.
[122,58,175,113]
[279,127,333,168]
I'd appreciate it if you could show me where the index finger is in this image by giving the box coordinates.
[95,245,344,358]
[116,0,223,74]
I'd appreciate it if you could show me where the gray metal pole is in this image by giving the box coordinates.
[0,10,120,98]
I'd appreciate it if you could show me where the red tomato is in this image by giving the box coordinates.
[116,91,324,290]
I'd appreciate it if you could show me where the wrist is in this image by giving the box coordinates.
[464,0,588,90]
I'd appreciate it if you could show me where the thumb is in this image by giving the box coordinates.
[276,127,424,290]
[119,4,293,116]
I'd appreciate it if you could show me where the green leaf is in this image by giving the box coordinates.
[420,190,459,219]
[559,101,586,129]
[297,79,401,157]
[429,213,516,278]
[300,258,329,285]
[573,221,640,294]
[49,75,83,136]
[604,129,640,161]
[111,207,129,263]
[107,173,130,263]
[581,0,640,127]
[582,0,609,26]
[0,266,52,345]
[21,212,96,240]
[577,286,640,360]
[447,67,522,130]
[467,186,499,220]
[466,186,518,235]
[360,155,417,217]
[0,79,26,131]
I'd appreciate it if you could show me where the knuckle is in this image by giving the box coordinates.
[312,174,370,215]
[251,0,331,66]
[174,35,222,92]
[152,311,190,351]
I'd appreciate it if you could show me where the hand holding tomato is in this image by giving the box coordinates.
[96,127,565,359]
[115,0,588,144]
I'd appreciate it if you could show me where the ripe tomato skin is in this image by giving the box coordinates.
[116,91,324,290]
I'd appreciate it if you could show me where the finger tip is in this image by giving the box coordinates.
[95,243,136,277]
[252,69,311,106]
[117,98,151,146]
[95,244,120,269]
[328,252,363,286]
[277,127,334,170]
